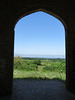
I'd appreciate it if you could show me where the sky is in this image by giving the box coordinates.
[14,11,65,56]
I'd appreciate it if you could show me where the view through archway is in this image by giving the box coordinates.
[14,11,66,81]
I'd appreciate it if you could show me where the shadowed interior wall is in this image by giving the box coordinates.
[0,0,75,95]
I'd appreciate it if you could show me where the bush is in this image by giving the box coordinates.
[14,56,22,69]
[14,56,22,63]
[14,61,22,69]
[14,57,38,71]
[43,66,51,71]
[29,64,38,70]
[19,64,38,71]
[42,61,65,72]
[33,60,41,65]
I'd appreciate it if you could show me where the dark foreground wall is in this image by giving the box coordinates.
[0,0,75,95]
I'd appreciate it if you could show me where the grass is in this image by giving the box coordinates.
[13,56,66,81]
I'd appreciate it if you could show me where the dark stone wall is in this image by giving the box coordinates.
[0,0,75,95]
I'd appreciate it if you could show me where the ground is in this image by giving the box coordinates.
[0,79,75,100]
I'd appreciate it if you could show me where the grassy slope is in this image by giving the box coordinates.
[13,58,66,81]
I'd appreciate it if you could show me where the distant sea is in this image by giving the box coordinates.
[14,54,65,59]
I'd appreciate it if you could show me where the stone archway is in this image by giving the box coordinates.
[0,0,75,95]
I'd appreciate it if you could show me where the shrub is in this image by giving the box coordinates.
[43,66,51,71]
[14,56,22,63]
[14,57,38,71]
[29,64,38,70]
[42,61,65,72]
[14,61,22,69]
[20,64,38,71]
[33,60,41,65]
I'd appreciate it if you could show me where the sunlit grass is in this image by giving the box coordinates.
[13,57,66,81]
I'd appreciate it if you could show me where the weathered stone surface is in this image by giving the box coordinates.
[0,0,75,95]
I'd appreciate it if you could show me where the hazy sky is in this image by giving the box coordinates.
[14,11,65,56]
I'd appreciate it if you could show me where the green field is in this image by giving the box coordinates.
[13,56,66,81]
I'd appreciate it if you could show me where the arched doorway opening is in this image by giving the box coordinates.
[1,1,75,96]
[14,10,66,81]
